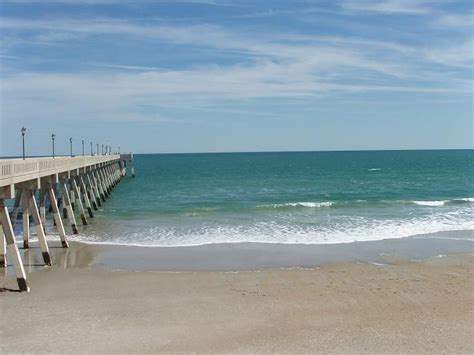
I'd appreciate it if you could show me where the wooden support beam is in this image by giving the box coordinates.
[0,200,29,292]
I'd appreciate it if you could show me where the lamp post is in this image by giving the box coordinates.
[21,127,26,160]
[82,140,85,156]
[97,143,99,156]
[118,146,120,154]
[69,137,73,157]
[102,144,104,155]
[51,133,55,158]
[90,142,93,156]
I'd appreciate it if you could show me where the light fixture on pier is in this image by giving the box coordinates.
[21,127,27,160]
[90,142,93,156]
[70,137,73,157]
[82,140,85,156]
[51,133,56,158]
[97,143,99,156]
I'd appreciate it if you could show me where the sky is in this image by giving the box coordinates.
[0,0,472,156]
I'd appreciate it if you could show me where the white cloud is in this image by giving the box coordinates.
[2,0,228,5]
[341,0,437,14]
[433,13,474,28]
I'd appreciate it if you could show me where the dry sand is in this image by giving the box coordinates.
[1,250,473,353]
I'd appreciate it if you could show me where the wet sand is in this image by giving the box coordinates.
[1,239,474,353]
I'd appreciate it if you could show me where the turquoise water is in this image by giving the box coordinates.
[76,150,474,246]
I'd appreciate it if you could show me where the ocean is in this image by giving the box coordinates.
[73,150,474,247]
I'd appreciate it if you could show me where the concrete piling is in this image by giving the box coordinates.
[47,184,69,248]
[21,191,30,249]
[0,222,6,267]
[39,188,47,230]
[0,200,29,292]
[60,180,79,234]
[71,178,88,226]
[70,182,76,211]
[62,185,68,219]
[85,174,99,210]
[95,170,107,202]
[90,172,103,206]
[11,190,22,226]
[79,175,94,218]
[26,190,52,266]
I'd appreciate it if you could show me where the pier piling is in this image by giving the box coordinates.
[47,184,69,248]
[26,190,52,266]
[0,201,29,292]
[11,190,22,226]
[21,191,30,249]
[60,180,79,234]
[79,175,94,218]
[0,154,134,291]
[0,222,6,267]
[71,178,88,226]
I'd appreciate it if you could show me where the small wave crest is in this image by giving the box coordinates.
[412,200,446,207]
[263,201,334,209]
[411,198,474,207]
[260,198,473,210]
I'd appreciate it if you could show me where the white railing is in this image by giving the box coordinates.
[0,155,120,187]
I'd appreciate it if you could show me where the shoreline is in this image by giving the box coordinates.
[11,229,474,273]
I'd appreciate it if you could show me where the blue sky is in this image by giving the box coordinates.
[0,0,472,156]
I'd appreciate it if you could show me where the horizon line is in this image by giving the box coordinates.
[1,147,473,159]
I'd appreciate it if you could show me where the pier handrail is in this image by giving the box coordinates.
[0,155,120,187]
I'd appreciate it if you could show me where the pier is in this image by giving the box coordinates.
[0,154,134,292]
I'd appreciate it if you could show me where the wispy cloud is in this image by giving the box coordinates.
[1,16,471,71]
[1,0,229,5]
[341,0,438,14]
[433,13,474,28]
[89,63,165,71]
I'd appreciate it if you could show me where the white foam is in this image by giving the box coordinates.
[267,201,334,208]
[69,210,474,248]
[368,168,381,171]
[412,200,446,206]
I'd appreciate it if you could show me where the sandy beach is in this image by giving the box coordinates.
[1,240,473,353]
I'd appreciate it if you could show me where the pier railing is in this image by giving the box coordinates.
[0,155,120,187]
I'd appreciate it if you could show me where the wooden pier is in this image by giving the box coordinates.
[0,154,134,292]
